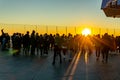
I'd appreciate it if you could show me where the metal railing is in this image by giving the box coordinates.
[0,23,120,36]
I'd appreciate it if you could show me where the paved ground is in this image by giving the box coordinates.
[0,49,120,80]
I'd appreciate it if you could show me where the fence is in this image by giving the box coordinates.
[0,23,120,36]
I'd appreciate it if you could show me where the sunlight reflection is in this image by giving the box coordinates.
[68,52,81,80]
[9,49,18,55]
[62,53,78,80]
[85,52,88,64]
[85,51,89,80]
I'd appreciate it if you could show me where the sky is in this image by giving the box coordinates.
[0,0,120,35]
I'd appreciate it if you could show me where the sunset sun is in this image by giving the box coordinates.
[82,28,91,36]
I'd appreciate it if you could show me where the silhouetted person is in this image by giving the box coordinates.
[23,31,30,56]
[116,36,120,53]
[39,35,44,56]
[52,34,62,65]
[36,33,40,55]
[43,33,49,55]
[1,29,10,51]
[49,34,55,50]
[30,30,36,56]
[12,33,21,56]
[61,35,67,60]
[94,34,101,61]
[101,33,110,63]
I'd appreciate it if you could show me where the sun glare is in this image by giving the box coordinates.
[82,28,91,36]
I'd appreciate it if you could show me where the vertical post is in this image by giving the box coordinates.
[3,24,5,29]
[106,28,108,33]
[66,26,67,36]
[75,26,76,35]
[24,25,26,34]
[0,23,1,30]
[46,26,48,33]
[99,28,101,35]
[91,27,93,35]
[12,24,14,35]
[56,26,58,33]
[36,25,37,32]
[114,28,115,36]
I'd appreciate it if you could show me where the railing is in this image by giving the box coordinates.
[0,23,120,36]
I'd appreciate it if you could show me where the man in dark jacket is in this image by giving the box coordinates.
[52,34,62,65]
[30,30,36,56]
[23,31,30,55]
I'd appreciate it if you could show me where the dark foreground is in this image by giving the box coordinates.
[0,49,120,80]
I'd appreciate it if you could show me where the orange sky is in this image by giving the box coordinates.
[0,0,120,36]
[0,23,120,36]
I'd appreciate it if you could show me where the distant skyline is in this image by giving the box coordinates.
[0,0,120,35]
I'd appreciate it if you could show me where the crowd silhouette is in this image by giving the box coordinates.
[0,29,120,64]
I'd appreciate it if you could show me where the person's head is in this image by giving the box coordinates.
[32,30,35,34]
[40,34,42,37]
[97,34,100,38]
[104,33,108,36]
[36,33,39,36]
[56,33,59,37]
[27,31,29,34]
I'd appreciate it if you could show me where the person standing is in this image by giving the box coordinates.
[94,34,101,61]
[23,31,30,56]
[52,34,62,65]
[30,30,36,56]
[39,34,44,56]
[101,33,111,63]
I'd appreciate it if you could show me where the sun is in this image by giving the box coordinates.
[82,28,91,36]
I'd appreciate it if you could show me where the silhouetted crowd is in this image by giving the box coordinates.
[0,29,120,64]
